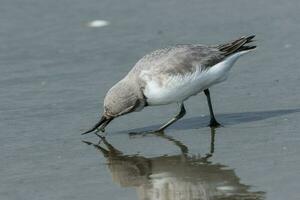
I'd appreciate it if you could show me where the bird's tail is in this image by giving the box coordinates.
[217,35,256,56]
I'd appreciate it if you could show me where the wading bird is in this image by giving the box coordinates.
[82,35,256,134]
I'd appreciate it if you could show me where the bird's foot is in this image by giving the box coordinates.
[155,128,166,134]
[208,119,222,128]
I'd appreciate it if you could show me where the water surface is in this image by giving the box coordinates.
[1,0,300,199]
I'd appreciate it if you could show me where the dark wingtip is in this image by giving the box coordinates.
[246,35,256,43]
[240,45,257,51]
[247,34,255,39]
[242,35,256,51]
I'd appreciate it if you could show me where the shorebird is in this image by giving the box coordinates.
[82,35,256,135]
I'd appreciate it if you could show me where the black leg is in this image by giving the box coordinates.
[204,89,221,127]
[157,103,186,132]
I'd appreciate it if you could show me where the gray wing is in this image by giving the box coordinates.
[129,35,255,76]
[129,45,224,76]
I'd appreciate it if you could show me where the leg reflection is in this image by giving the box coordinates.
[83,128,265,200]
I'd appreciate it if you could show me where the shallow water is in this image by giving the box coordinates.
[1,0,300,199]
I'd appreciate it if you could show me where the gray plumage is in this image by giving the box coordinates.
[82,35,256,134]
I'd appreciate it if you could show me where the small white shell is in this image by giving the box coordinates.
[87,20,110,28]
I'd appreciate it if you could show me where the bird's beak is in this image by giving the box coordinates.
[81,116,114,135]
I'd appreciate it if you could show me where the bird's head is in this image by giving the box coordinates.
[82,79,146,135]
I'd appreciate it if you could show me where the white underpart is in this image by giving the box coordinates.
[142,51,251,105]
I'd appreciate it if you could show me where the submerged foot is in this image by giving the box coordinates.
[209,119,222,128]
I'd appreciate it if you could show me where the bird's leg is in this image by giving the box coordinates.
[204,89,221,127]
[156,103,186,132]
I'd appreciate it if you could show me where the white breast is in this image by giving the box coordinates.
[141,51,250,106]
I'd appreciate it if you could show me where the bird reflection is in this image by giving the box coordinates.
[84,129,265,200]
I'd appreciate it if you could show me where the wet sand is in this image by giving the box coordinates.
[1,0,300,199]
